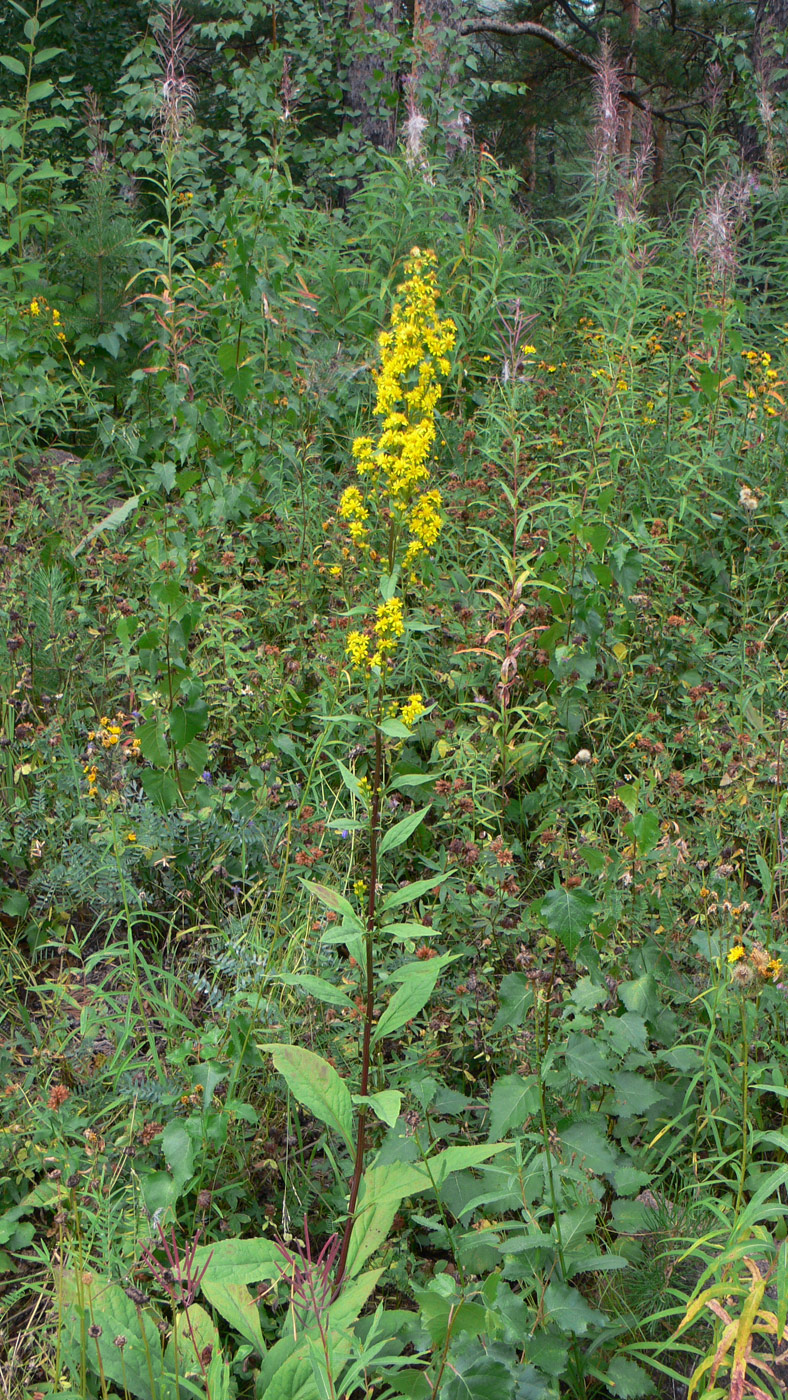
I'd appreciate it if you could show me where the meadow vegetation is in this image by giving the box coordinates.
[2,3,788,1398]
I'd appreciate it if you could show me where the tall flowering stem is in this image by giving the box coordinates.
[332,250,454,1294]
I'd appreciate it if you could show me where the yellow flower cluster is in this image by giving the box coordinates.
[338,486,369,549]
[83,762,99,799]
[727,941,784,985]
[345,596,406,674]
[88,716,123,748]
[350,247,455,574]
[400,692,426,727]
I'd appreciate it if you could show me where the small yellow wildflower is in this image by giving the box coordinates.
[766,957,783,981]
[400,692,426,727]
[727,945,745,964]
[126,832,137,843]
[347,631,371,667]
[353,879,367,898]
[29,300,40,316]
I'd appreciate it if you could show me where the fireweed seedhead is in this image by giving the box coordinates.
[84,88,110,175]
[403,75,431,177]
[154,0,196,150]
[689,177,753,291]
[591,37,623,179]
[340,248,455,675]
[615,110,654,226]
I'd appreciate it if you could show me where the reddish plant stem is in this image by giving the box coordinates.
[333,716,382,1295]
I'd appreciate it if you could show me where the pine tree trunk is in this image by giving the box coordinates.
[617,0,640,159]
[347,0,400,150]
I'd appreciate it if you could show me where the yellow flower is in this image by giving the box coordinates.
[727,945,745,964]
[29,300,40,316]
[52,308,60,323]
[352,249,454,514]
[400,692,426,727]
[126,832,137,843]
[522,345,536,355]
[346,631,371,668]
[353,878,367,897]
[766,957,783,981]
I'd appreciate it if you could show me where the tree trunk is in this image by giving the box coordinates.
[616,0,640,158]
[346,0,400,150]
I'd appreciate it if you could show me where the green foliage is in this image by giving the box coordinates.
[3,6,788,1400]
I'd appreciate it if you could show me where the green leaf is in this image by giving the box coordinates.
[300,879,361,927]
[381,921,439,941]
[380,872,449,913]
[162,1120,194,1193]
[336,757,366,804]
[27,79,54,101]
[625,810,660,856]
[487,1074,539,1141]
[345,1161,427,1277]
[423,1143,509,1189]
[560,1120,620,1177]
[279,973,354,1009]
[72,495,139,556]
[56,1270,164,1400]
[354,1090,402,1128]
[541,886,595,953]
[372,958,445,1044]
[263,1044,354,1154]
[443,1349,512,1400]
[608,1071,663,1117]
[543,1280,607,1336]
[493,972,532,1031]
[170,698,208,747]
[136,718,169,767]
[0,54,26,76]
[602,1357,654,1397]
[379,805,431,857]
[193,1237,284,1355]
[379,717,413,739]
[140,769,180,812]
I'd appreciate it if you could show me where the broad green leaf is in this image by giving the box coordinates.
[544,1279,607,1335]
[380,872,449,913]
[608,1071,664,1117]
[379,717,412,739]
[55,1270,164,1400]
[541,886,595,953]
[300,879,361,927]
[162,1121,195,1192]
[379,805,431,857]
[199,1279,266,1353]
[0,54,26,76]
[263,1044,354,1154]
[27,79,54,101]
[381,921,439,940]
[423,1143,509,1189]
[487,1074,539,1141]
[601,1357,654,1397]
[72,495,139,556]
[345,1162,427,1277]
[193,1235,283,1285]
[493,972,532,1031]
[354,1090,403,1128]
[279,973,354,1009]
[372,959,444,1044]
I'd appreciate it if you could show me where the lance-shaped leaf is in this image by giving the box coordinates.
[263,1044,354,1154]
